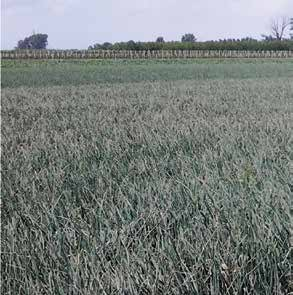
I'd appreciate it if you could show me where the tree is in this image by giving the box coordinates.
[270,17,290,40]
[181,33,196,42]
[156,36,165,43]
[240,37,257,42]
[261,34,275,41]
[101,42,112,49]
[126,40,137,50]
[16,33,48,49]
[89,43,102,50]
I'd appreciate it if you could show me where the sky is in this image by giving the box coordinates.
[1,0,293,49]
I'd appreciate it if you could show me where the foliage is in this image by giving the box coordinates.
[126,40,137,50]
[156,36,165,43]
[88,42,112,50]
[261,34,275,41]
[87,39,293,51]
[16,33,48,49]
[181,33,197,42]
[1,59,293,294]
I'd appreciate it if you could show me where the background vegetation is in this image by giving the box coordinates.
[88,39,293,51]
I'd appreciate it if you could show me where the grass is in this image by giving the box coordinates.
[2,58,293,88]
[1,59,293,294]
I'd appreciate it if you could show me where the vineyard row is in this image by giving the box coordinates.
[1,50,293,59]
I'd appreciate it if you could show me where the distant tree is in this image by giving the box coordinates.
[270,17,290,40]
[181,33,196,42]
[241,37,257,42]
[261,34,275,41]
[88,43,101,50]
[17,40,26,49]
[102,42,112,49]
[16,33,48,49]
[126,40,137,50]
[88,42,112,50]
[156,36,165,43]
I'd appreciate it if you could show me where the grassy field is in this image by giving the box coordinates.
[2,59,293,294]
[2,58,293,88]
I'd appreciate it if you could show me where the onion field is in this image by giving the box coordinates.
[1,58,293,294]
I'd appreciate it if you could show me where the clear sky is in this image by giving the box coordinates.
[1,0,293,49]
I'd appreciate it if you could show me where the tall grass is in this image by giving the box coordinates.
[1,62,293,294]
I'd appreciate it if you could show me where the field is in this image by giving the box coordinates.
[1,59,293,294]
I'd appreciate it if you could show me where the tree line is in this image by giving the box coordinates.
[88,39,293,51]
[15,17,293,51]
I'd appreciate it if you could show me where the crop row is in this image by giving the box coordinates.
[1,49,293,59]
